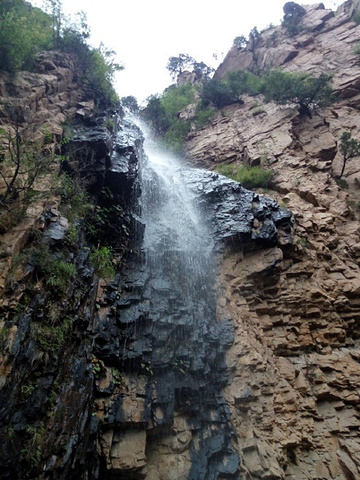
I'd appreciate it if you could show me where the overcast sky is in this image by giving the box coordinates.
[31,0,343,104]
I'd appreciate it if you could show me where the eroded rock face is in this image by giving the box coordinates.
[93,151,292,479]
[185,2,360,478]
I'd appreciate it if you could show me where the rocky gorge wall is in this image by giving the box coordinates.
[0,50,292,479]
[185,2,360,478]
[1,2,360,479]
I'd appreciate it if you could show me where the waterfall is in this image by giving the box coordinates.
[140,124,215,324]
[96,117,240,479]
[134,119,239,479]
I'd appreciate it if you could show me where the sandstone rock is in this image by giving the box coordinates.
[109,430,147,473]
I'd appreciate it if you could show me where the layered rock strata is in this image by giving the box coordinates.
[186,2,360,478]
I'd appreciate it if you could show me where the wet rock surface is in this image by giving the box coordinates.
[181,168,292,247]
[93,139,292,479]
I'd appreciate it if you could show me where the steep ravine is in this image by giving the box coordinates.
[0,52,291,479]
[1,1,360,479]
[185,2,360,478]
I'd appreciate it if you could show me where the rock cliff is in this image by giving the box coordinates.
[1,1,360,480]
[185,1,360,478]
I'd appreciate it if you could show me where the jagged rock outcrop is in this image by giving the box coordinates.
[92,152,291,479]
[185,2,360,479]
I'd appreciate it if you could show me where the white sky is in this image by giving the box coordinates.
[31,0,343,104]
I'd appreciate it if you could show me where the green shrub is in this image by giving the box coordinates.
[161,83,195,118]
[142,83,196,151]
[215,164,273,189]
[35,317,72,356]
[0,0,53,72]
[45,260,77,292]
[260,70,333,116]
[58,174,91,221]
[90,246,115,278]
[0,1,121,108]
[338,131,360,178]
[226,70,261,98]
[282,2,306,37]
[30,246,76,294]
[352,9,360,25]
[194,107,217,127]
[201,78,236,108]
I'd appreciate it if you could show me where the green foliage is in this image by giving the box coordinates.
[60,24,122,108]
[46,260,77,291]
[0,0,53,72]
[233,35,247,49]
[352,9,360,25]
[35,316,72,355]
[338,131,360,178]
[194,106,217,128]
[82,45,122,108]
[335,177,349,189]
[215,164,273,189]
[0,105,56,233]
[226,70,262,99]
[19,422,44,478]
[162,84,195,119]
[142,95,170,136]
[121,95,139,113]
[166,53,213,82]
[260,70,333,116]
[30,246,76,295]
[90,246,115,278]
[166,53,195,80]
[91,356,106,378]
[248,26,260,51]
[0,1,121,108]
[142,84,195,151]
[58,174,91,222]
[200,70,261,109]
[353,42,360,55]
[201,78,237,108]
[282,2,306,36]
[85,201,128,246]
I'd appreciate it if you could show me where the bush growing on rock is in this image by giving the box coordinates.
[338,131,360,179]
[260,70,333,117]
[142,84,195,152]
[0,0,121,108]
[282,1,306,36]
[0,0,53,72]
[201,78,238,108]
[215,164,273,189]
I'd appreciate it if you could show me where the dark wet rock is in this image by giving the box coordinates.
[181,168,292,248]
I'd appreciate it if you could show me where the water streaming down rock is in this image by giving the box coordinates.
[94,116,292,479]
[95,118,240,479]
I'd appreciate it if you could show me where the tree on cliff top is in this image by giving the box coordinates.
[0,0,122,108]
[282,1,306,36]
[260,70,333,117]
[0,0,52,71]
[166,54,214,82]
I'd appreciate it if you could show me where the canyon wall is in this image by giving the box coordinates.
[185,2,360,478]
[1,2,360,479]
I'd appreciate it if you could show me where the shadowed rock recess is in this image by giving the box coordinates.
[2,1,360,479]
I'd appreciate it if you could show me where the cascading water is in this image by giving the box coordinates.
[94,114,292,479]
[94,117,239,479]
[137,121,239,479]
[140,123,215,328]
